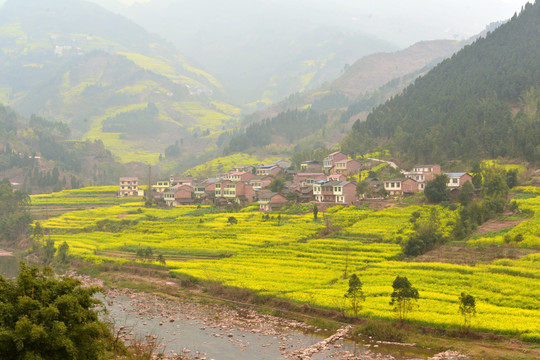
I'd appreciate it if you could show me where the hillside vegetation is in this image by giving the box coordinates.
[341,1,540,164]
[0,0,238,167]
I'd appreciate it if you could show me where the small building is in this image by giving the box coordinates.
[119,177,144,197]
[384,178,418,196]
[446,173,473,189]
[227,171,256,182]
[332,159,362,176]
[411,165,441,182]
[327,174,347,182]
[153,180,170,193]
[293,173,327,187]
[259,192,288,212]
[250,175,273,191]
[323,151,348,172]
[300,160,322,172]
[313,181,356,204]
[256,164,281,176]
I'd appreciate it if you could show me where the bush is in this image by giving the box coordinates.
[357,320,406,342]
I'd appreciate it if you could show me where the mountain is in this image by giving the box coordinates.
[340,1,540,165]
[0,0,239,167]
[122,0,399,107]
[222,39,465,155]
[0,104,125,193]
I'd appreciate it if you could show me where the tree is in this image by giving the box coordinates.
[268,176,285,193]
[403,207,445,257]
[228,216,238,225]
[459,292,476,331]
[57,241,70,264]
[43,239,56,264]
[458,181,475,206]
[344,274,365,318]
[157,254,166,265]
[506,169,518,189]
[389,276,419,322]
[0,263,113,359]
[313,204,319,221]
[424,174,450,203]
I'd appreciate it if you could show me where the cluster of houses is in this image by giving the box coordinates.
[119,151,473,212]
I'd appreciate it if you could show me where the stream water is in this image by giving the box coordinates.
[103,291,380,360]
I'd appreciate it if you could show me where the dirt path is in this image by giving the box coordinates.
[474,218,526,234]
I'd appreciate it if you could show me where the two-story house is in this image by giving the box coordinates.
[313,181,356,204]
[293,173,327,187]
[258,192,288,212]
[227,171,256,182]
[384,178,418,196]
[300,160,322,172]
[256,164,281,176]
[446,173,473,189]
[332,159,362,176]
[119,177,144,197]
[215,180,255,204]
[249,175,273,191]
[323,151,348,172]
[153,180,170,193]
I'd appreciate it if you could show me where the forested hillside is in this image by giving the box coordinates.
[0,105,124,193]
[341,1,540,164]
[0,0,238,168]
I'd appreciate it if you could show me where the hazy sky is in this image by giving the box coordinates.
[115,0,532,46]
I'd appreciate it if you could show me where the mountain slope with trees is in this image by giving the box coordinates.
[341,1,540,164]
[0,0,238,166]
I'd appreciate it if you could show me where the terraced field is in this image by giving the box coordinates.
[34,186,540,342]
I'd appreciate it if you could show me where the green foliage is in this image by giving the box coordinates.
[0,263,112,360]
[225,109,328,153]
[389,275,419,322]
[342,2,540,163]
[228,216,238,225]
[0,178,32,243]
[459,292,477,330]
[358,320,406,342]
[458,181,475,206]
[268,176,285,193]
[424,174,450,204]
[344,273,365,318]
[57,241,70,264]
[403,207,446,256]
[313,204,319,221]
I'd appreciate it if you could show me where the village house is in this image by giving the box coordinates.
[258,192,288,212]
[323,151,348,172]
[293,173,327,187]
[411,165,441,181]
[230,165,254,174]
[300,160,322,172]
[249,175,273,191]
[256,164,281,176]
[226,171,255,182]
[313,181,356,204]
[174,185,195,205]
[119,177,144,197]
[332,159,362,176]
[153,180,170,193]
[446,172,473,188]
[384,178,419,196]
[215,180,255,204]
[327,174,347,182]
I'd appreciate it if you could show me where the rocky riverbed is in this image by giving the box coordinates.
[67,272,468,360]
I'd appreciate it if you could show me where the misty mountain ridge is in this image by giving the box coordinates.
[341,1,540,165]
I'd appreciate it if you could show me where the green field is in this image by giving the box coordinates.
[35,186,540,342]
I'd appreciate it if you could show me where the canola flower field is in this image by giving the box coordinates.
[34,187,540,342]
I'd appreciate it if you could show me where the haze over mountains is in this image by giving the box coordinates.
[0,0,533,187]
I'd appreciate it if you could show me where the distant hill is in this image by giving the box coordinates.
[0,105,126,193]
[122,0,399,107]
[341,1,540,165]
[223,39,465,155]
[0,0,239,167]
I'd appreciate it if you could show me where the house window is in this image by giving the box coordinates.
[452,178,458,184]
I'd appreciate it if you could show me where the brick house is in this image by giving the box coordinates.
[327,174,347,182]
[384,178,418,196]
[300,160,322,172]
[227,171,256,182]
[256,164,281,176]
[259,192,288,212]
[313,181,356,204]
[249,175,273,190]
[215,180,255,204]
[411,165,441,181]
[293,173,327,187]
[446,173,473,188]
[323,151,348,172]
[332,159,362,176]
[119,177,144,197]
